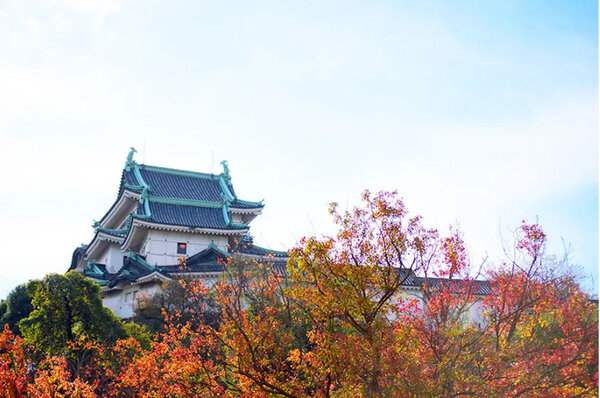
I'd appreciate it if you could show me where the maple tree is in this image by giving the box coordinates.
[133,278,221,334]
[204,191,597,397]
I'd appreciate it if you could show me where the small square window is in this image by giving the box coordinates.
[177,242,187,255]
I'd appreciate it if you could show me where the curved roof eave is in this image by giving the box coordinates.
[98,189,141,229]
[120,219,249,251]
[85,231,124,260]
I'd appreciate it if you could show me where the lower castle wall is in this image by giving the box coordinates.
[103,283,163,319]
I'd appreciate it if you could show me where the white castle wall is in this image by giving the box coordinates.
[103,283,163,319]
[139,231,229,266]
[97,244,127,274]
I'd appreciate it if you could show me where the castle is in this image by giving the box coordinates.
[69,148,287,318]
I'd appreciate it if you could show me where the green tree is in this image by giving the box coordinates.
[0,283,33,335]
[0,300,6,323]
[19,271,126,356]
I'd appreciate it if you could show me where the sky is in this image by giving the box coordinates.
[0,0,597,298]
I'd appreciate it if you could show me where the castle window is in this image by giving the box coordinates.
[177,242,187,254]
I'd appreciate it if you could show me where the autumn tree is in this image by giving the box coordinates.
[1,190,595,397]
[0,325,99,398]
[473,222,598,396]
[110,282,226,397]
[0,325,29,398]
[133,278,221,334]
[206,190,598,397]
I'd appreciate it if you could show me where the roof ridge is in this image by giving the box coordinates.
[249,244,288,257]
[139,163,220,179]
[147,196,223,208]
[185,242,232,263]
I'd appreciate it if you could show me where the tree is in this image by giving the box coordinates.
[0,283,33,336]
[0,325,28,398]
[0,301,6,323]
[133,278,221,334]
[202,190,598,397]
[111,283,226,397]
[0,325,99,398]
[1,191,596,397]
[19,272,127,364]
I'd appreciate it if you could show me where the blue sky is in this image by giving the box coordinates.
[0,0,597,298]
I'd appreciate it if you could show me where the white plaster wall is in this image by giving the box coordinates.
[396,286,487,327]
[97,244,126,273]
[101,293,122,318]
[102,283,163,319]
[140,231,229,266]
[467,300,486,328]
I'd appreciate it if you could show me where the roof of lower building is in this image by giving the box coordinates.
[416,276,492,295]
[82,239,289,289]
[159,243,231,274]
[106,251,169,288]
[237,235,288,257]
[81,245,490,297]
[80,262,113,286]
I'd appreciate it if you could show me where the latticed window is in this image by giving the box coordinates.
[177,242,187,254]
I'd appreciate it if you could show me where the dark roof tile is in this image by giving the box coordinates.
[230,199,263,209]
[147,202,246,230]
[137,167,224,202]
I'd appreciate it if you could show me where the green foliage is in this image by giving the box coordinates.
[0,300,6,322]
[122,321,152,350]
[0,283,34,335]
[19,271,127,356]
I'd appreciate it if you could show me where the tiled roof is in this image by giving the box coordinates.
[137,167,224,202]
[230,199,264,209]
[75,151,273,287]
[416,277,492,295]
[96,159,263,234]
[99,228,128,238]
[69,246,88,270]
[118,162,263,231]
[159,245,230,274]
[159,244,288,275]
[120,165,263,209]
[143,202,247,230]
[236,235,288,257]
[237,241,288,257]
[81,263,113,286]
[160,263,225,273]
[107,254,164,288]
[122,169,139,189]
